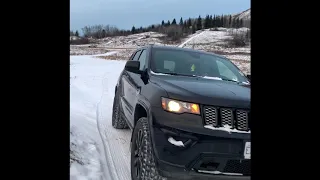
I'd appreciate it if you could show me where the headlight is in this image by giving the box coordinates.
[161,97,200,115]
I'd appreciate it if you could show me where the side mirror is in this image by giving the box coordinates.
[246,74,251,81]
[125,61,141,74]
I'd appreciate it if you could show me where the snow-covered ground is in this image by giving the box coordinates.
[70,54,131,180]
[233,9,251,20]
[70,32,177,56]
[70,28,250,55]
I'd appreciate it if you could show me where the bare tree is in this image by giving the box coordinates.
[159,25,184,41]
[81,25,120,38]
[227,29,250,47]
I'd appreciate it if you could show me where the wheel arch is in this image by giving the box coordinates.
[130,97,153,143]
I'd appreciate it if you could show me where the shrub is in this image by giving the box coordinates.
[70,37,90,45]
[227,29,250,47]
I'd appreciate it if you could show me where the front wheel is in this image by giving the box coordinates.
[111,90,128,129]
[131,117,167,180]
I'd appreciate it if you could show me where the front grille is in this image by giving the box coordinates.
[223,160,251,175]
[220,109,233,127]
[236,110,249,130]
[204,107,218,126]
[203,106,250,131]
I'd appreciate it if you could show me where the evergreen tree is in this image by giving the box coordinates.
[183,20,187,28]
[131,26,136,34]
[204,15,210,29]
[229,15,232,28]
[167,20,171,26]
[151,25,155,29]
[75,30,79,37]
[240,19,243,27]
[216,15,220,27]
[232,18,236,28]
[183,21,188,32]
[215,16,219,27]
[213,15,216,27]
[221,14,224,27]
[192,24,196,33]
[197,15,202,30]
[161,20,165,26]
[236,18,240,28]
[102,29,106,38]
[172,18,177,25]
[179,17,183,26]
[187,18,192,28]
[209,15,213,28]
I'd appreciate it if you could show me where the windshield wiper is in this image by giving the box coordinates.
[220,78,239,83]
[201,76,239,83]
[220,78,250,85]
[162,72,200,77]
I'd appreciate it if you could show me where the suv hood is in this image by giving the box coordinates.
[151,75,250,108]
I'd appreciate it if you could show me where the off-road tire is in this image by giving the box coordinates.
[131,117,167,180]
[112,90,128,129]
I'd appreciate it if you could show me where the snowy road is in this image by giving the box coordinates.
[70,54,131,180]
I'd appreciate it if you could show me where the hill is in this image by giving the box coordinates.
[233,8,251,20]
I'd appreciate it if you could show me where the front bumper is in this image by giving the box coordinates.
[151,126,251,180]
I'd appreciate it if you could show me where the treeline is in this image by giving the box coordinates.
[70,30,79,37]
[154,14,249,33]
[72,13,249,41]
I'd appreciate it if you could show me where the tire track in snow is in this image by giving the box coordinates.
[96,103,119,180]
[71,56,129,180]
[96,71,131,180]
[95,71,120,180]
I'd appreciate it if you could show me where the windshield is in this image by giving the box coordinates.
[150,48,249,83]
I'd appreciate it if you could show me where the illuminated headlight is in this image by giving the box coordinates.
[161,97,200,115]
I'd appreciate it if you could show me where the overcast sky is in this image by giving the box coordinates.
[70,0,250,31]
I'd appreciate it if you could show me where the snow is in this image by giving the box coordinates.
[177,30,251,71]
[150,70,171,76]
[198,170,243,176]
[70,55,131,180]
[204,125,251,134]
[70,36,80,40]
[168,137,185,147]
[98,32,168,48]
[85,51,118,57]
[182,30,231,46]
[233,9,251,20]
[178,30,207,48]
[225,55,250,62]
[202,76,222,80]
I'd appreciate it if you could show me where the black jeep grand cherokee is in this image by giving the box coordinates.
[112,45,251,180]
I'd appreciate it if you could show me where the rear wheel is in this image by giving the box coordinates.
[131,117,167,180]
[111,90,128,129]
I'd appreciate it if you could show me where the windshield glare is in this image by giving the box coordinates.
[151,49,248,83]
